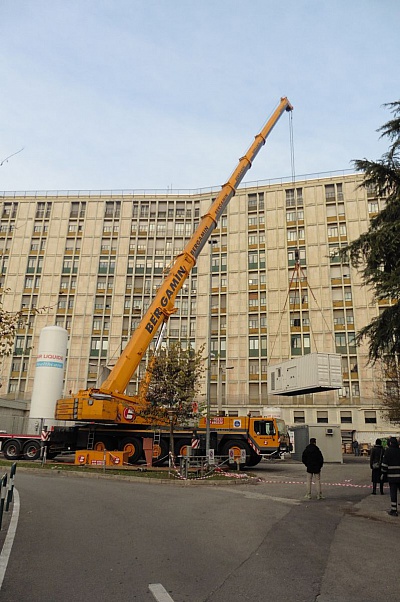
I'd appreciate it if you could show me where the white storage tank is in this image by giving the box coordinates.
[29,326,68,426]
[267,353,342,396]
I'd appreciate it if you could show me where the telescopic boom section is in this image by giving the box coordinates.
[100,97,293,394]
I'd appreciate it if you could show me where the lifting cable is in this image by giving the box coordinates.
[268,108,336,364]
[268,262,298,364]
[296,261,337,351]
[268,256,336,364]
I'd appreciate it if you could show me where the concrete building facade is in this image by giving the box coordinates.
[0,171,397,446]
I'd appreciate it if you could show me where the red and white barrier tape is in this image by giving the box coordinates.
[257,478,379,489]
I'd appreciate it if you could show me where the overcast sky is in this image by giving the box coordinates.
[1,1,399,193]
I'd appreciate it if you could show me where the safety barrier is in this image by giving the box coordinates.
[174,453,245,480]
[0,462,17,530]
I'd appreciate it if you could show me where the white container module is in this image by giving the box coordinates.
[267,353,343,396]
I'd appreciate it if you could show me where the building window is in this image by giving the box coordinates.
[249,337,259,356]
[340,411,352,424]
[287,229,298,241]
[317,411,328,424]
[249,361,259,375]
[291,334,301,348]
[248,251,258,269]
[293,411,305,424]
[105,200,121,218]
[90,338,108,357]
[335,333,347,348]
[368,200,379,214]
[348,332,356,348]
[285,188,303,207]
[93,319,102,330]
[364,411,377,424]
[288,248,306,265]
[35,201,52,219]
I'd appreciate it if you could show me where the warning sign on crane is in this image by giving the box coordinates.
[123,407,136,421]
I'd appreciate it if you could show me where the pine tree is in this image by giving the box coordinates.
[340,101,400,362]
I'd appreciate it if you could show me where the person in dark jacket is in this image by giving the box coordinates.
[302,437,324,500]
[381,437,400,516]
[370,438,384,495]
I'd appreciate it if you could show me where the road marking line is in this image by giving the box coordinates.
[0,488,20,589]
[149,583,175,601]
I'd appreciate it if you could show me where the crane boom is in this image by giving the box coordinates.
[99,96,292,395]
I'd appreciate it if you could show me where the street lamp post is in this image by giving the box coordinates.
[206,239,218,457]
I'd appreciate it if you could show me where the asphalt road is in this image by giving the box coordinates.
[0,457,398,602]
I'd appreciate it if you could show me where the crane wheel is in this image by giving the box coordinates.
[118,437,142,464]
[175,439,191,457]
[221,440,250,469]
[246,451,262,467]
[152,439,169,467]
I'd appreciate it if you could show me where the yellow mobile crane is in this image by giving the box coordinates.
[51,97,293,465]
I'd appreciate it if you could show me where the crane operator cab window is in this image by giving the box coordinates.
[254,420,275,436]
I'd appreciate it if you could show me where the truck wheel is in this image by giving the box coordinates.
[2,439,22,460]
[221,440,250,469]
[152,439,169,467]
[246,451,262,467]
[119,437,142,464]
[23,440,41,461]
[175,439,191,457]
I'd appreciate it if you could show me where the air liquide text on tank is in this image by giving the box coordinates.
[29,326,68,422]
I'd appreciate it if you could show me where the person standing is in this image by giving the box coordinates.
[381,437,400,516]
[352,439,360,456]
[302,437,324,500]
[370,438,384,495]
